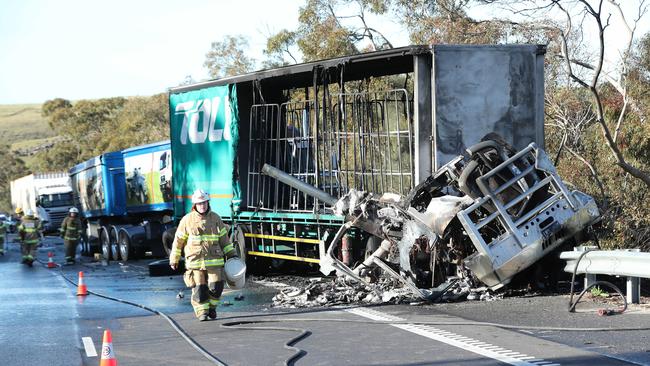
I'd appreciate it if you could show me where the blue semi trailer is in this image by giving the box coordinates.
[69,140,174,260]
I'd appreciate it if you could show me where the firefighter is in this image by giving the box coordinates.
[15,207,23,225]
[18,209,41,266]
[0,216,7,256]
[60,207,82,265]
[169,189,237,321]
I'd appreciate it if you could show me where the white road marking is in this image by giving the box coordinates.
[346,307,560,366]
[82,337,97,357]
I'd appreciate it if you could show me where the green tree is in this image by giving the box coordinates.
[0,144,28,212]
[204,35,256,79]
[104,93,170,152]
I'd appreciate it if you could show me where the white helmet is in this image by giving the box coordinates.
[25,209,34,217]
[191,189,210,204]
[69,207,79,214]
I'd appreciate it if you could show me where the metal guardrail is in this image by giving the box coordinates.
[561,248,649,304]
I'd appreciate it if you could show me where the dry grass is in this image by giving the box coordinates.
[0,104,55,146]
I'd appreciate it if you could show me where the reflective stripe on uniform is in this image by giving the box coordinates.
[186,258,224,269]
[187,233,227,242]
[176,232,189,240]
[193,303,210,315]
[209,299,220,306]
[223,244,234,254]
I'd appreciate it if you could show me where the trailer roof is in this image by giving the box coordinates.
[122,140,171,156]
[169,45,430,94]
[69,151,122,175]
[169,44,546,94]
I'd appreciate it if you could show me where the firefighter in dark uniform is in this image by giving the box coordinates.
[60,207,82,265]
[18,209,41,266]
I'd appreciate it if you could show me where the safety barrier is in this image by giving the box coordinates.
[561,247,650,304]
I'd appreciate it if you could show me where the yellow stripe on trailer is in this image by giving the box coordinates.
[247,251,320,264]
[244,233,321,245]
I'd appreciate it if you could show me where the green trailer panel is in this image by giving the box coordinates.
[169,84,241,218]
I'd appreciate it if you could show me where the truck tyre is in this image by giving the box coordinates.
[100,227,112,260]
[119,231,134,261]
[78,236,88,257]
[110,226,121,261]
[162,227,176,256]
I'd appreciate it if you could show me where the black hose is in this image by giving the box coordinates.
[567,249,627,314]
[569,280,627,314]
[220,321,311,366]
[43,261,228,366]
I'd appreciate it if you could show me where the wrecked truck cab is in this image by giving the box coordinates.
[359,136,601,294]
[454,143,600,289]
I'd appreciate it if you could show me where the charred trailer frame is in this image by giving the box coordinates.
[168,45,547,276]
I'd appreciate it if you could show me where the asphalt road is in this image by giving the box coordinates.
[1,233,648,366]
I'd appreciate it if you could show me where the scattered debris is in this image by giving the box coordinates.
[271,277,414,308]
[263,134,601,306]
[234,294,245,301]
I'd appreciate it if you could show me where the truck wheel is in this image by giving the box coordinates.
[78,238,87,256]
[111,238,120,261]
[100,227,111,260]
[162,227,176,256]
[119,231,133,261]
[233,225,247,263]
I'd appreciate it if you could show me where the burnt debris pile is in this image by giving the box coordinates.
[262,134,601,307]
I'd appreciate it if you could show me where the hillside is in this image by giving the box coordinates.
[0,103,55,145]
[0,103,57,170]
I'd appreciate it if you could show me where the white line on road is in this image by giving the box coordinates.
[82,337,97,357]
[346,307,560,366]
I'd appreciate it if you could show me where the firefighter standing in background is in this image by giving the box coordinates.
[18,209,41,266]
[15,207,23,225]
[60,207,82,265]
[169,189,237,321]
[0,216,7,256]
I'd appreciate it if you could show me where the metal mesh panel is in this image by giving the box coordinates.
[247,104,280,210]
[327,89,414,197]
[247,89,414,212]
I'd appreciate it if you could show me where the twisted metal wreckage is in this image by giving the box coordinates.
[263,134,601,305]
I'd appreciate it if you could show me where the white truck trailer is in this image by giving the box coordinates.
[10,173,74,232]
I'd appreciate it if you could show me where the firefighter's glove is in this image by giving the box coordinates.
[170,262,178,270]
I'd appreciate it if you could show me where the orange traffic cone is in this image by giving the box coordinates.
[99,329,117,366]
[77,271,88,296]
[47,252,56,268]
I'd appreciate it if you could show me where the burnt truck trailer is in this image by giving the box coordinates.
[69,140,174,261]
[166,44,596,291]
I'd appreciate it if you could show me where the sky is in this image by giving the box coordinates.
[1,1,647,105]
[0,0,303,104]
[0,0,408,104]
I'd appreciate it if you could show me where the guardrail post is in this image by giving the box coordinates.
[627,276,640,304]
